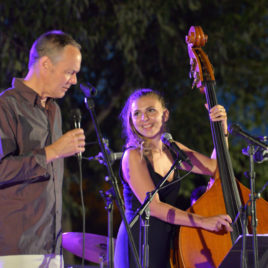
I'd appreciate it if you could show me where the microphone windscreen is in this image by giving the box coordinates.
[71,108,82,122]
[161,132,173,142]
[80,82,98,97]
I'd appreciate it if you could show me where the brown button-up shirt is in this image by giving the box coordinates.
[0,78,64,255]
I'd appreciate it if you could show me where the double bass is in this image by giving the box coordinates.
[173,26,268,267]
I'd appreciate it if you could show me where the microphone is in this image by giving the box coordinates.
[108,152,123,162]
[80,82,98,98]
[84,138,123,165]
[72,108,82,129]
[228,124,268,150]
[94,151,123,164]
[161,133,193,167]
[71,108,82,159]
[85,151,123,165]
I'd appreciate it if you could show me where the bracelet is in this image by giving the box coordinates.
[224,131,229,137]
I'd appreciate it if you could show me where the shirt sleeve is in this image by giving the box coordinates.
[0,100,49,187]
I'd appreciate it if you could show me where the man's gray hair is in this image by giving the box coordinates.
[28,30,81,68]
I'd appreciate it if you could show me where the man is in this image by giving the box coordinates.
[0,30,85,267]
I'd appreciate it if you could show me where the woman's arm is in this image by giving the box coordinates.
[175,142,217,176]
[122,149,232,232]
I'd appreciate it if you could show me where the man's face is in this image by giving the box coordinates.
[45,45,82,99]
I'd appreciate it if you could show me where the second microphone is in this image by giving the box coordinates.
[161,133,193,168]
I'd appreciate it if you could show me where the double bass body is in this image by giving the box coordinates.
[178,176,268,267]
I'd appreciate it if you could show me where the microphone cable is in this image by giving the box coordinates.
[77,155,86,267]
[71,108,86,267]
[158,167,193,191]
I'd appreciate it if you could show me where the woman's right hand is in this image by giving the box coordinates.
[200,214,233,232]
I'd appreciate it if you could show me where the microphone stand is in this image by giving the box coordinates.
[84,96,142,268]
[129,157,182,268]
[241,144,259,268]
[100,187,115,268]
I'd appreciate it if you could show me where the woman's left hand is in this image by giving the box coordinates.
[209,105,228,135]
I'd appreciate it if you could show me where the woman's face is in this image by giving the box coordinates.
[130,95,168,139]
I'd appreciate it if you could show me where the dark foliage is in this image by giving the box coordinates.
[0,0,267,264]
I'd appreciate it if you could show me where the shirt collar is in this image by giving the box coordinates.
[12,78,53,107]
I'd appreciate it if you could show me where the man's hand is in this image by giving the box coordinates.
[45,129,85,163]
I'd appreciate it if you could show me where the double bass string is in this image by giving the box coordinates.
[205,81,244,243]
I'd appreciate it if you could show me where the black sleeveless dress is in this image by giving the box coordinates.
[114,150,181,268]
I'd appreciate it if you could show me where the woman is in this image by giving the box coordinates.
[114,88,232,268]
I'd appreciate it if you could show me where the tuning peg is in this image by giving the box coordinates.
[189,58,197,79]
[192,73,200,89]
